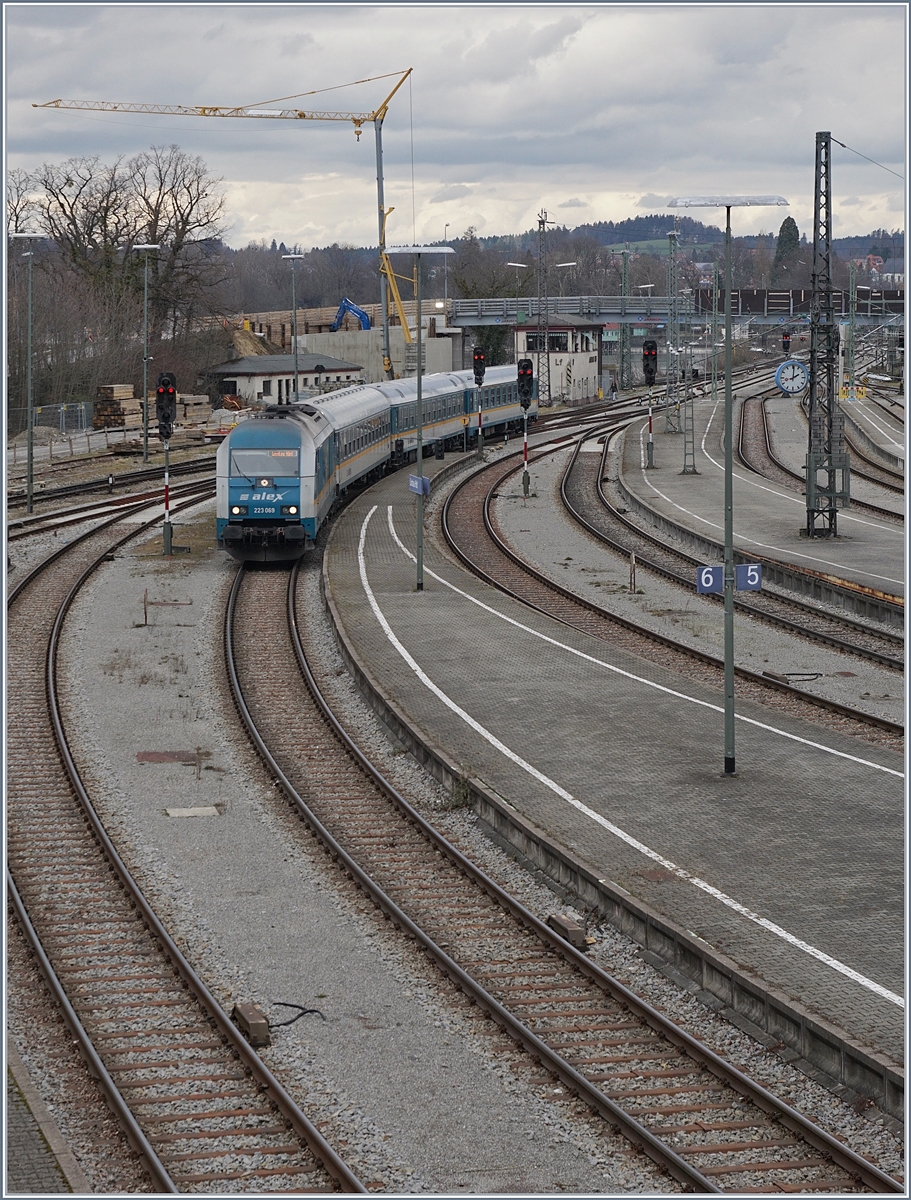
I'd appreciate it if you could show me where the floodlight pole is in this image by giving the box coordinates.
[722,205,735,774]
[283,254,305,400]
[670,196,787,776]
[386,244,454,592]
[416,254,425,588]
[24,251,35,514]
[9,232,43,512]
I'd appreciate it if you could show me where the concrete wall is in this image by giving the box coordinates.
[294,328,455,383]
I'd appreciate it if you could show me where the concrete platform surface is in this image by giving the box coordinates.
[619,391,904,599]
[324,451,904,1076]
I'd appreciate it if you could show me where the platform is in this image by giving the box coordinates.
[323,448,904,1105]
[618,391,904,600]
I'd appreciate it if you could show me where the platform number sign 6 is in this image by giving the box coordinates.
[696,566,723,594]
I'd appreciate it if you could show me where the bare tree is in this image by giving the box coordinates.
[6,168,40,234]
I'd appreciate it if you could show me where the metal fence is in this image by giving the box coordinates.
[8,402,94,433]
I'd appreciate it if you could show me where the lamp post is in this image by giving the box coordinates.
[670,196,788,776]
[9,232,43,512]
[386,244,454,592]
[443,223,450,304]
[506,262,528,303]
[282,254,305,400]
[127,244,161,462]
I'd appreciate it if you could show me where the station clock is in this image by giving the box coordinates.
[775,360,809,395]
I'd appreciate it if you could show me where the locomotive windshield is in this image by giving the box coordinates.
[230,448,299,478]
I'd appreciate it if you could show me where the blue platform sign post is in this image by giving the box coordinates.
[408,474,431,496]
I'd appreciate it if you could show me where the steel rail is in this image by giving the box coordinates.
[441,445,903,739]
[224,563,720,1193]
[7,452,216,507]
[8,488,366,1196]
[230,562,901,1195]
[7,872,178,1193]
[569,429,903,670]
[7,479,214,541]
[750,389,905,505]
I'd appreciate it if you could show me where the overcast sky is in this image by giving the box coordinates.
[5,4,907,251]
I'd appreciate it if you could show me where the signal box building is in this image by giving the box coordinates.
[513,318,602,404]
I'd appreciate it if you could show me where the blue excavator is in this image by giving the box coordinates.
[330,297,372,331]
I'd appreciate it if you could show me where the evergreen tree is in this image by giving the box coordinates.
[771,217,800,287]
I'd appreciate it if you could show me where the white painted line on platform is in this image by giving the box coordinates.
[356,505,904,1009]
[634,417,904,588]
[852,402,905,450]
[380,507,901,777]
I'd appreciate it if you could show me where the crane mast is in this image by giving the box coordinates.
[34,69,412,379]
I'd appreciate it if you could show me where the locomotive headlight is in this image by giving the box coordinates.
[230,505,248,516]
[281,505,299,515]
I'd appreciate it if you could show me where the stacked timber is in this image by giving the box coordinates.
[93,384,141,430]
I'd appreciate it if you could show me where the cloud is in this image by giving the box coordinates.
[637,194,675,210]
[5,6,904,246]
[429,183,473,204]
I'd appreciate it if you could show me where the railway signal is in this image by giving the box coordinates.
[642,340,658,384]
[155,372,177,442]
[782,332,791,354]
[517,358,533,409]
[473,347,486,387]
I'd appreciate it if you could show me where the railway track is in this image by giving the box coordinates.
[6,493,365,1195]
[441,446,902,748]
[224,559,902,1196]
[567,430,903,672]
[7,478,216,542]
[7,451,217,508]
[738,392,903,521]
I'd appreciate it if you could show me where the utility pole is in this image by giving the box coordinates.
[130,243,161,463]
[844,260,857,401]
[805,131,850,537]
[535,210,552,405]
[711,263,719,407]
[665,231,681,432]
[619,245,631,390]
[681,290,698,474]
[282,253,305,399]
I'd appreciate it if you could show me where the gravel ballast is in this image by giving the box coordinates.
[10,467,903,1193]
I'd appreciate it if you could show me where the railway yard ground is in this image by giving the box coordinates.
[5,389,906,1194]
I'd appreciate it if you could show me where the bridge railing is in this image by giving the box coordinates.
[450,290,904,324]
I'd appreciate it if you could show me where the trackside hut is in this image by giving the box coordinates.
[205,353,365,404]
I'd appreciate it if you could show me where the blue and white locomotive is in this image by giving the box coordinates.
[216,365,536,562]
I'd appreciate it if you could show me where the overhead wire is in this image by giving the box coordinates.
[831,138,904,181]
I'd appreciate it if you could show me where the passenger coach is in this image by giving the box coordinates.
[216,365,536,562]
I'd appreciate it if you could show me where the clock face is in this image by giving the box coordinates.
[776,360,809,394]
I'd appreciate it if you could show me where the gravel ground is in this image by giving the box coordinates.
[9,465,904,1193]
[491,446,903,725]
[48,506,674,1194]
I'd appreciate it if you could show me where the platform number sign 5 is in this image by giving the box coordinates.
[696,564,762,593]
[735,563,762,591]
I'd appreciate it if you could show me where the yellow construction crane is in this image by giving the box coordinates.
[35,68,412,378]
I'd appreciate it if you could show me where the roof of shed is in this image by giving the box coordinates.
[207,353,363,375]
